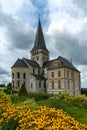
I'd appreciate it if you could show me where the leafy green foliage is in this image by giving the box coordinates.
[81,88,87,95]
[1,91,87,124]
[4,82,12,95]
[27,92,51,101]
[18,83,27,96]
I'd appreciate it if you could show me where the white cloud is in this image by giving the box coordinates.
[0,0,36,16]
[47,0,87,34]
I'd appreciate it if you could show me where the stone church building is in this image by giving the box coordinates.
[11,19,81,95]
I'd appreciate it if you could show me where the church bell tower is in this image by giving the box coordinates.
[30,18,49,67]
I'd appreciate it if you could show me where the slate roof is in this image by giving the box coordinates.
[33,74,47,80]
[12,58,40,68]
[23,58,40,68]
[58,56,78,71]
[43,56,79,71]
[31,18,49,52]
[11,58,28,68]
[43,60,53,68]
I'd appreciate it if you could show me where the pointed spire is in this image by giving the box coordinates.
[31,18,49,52]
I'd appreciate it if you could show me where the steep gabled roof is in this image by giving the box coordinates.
[58,56,78,71]
[43,56,79,71]
[31,18,49,52]
[23,58,40,68]
[11,58,28,68]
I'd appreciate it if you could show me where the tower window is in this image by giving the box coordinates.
[52,80,54,89]
[17,72,20,78]
[23,73,26,79]
[51,72,54,78]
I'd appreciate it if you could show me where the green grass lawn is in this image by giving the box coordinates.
[9,92,87,124]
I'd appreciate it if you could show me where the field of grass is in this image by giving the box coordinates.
[0,91,87,129]
[10,92,87,124]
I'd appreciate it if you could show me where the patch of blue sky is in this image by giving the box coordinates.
[16,5,37,28]
[31,0,49,28]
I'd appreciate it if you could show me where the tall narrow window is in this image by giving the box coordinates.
[33,68,35,74]
[38,70,40,75]
[39,81,41,88]
[12,81,14,88]
[71,72,73,78]
[43,56,44,61]
[68,80,70,89]
[52,80,54,89]
[18,81,20,87]
[43,70,44,75]
[31,83,33,88]
[58,71,61,77]
[37,56,39,60]
[23,73,26,79]
[17,72,20,78]
[51,72,54,78]
[12,73,14,78]
[44,81,46,88]
[67,71,69,77]
[58,80,61,89]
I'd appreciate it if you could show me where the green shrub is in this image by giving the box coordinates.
[18,83,27,96]
[28,92,50,101]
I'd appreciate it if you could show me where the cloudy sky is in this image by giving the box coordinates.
[0,0,87,88]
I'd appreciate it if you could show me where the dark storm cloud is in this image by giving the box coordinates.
[0,66,8,75]
[0,10,35,50]
[49,30,87,65]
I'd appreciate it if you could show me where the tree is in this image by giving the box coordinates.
[18,83,27,96]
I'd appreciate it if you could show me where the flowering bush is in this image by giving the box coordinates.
[0,95,87,130]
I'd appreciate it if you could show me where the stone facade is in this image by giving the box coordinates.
[11,19,81,95]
